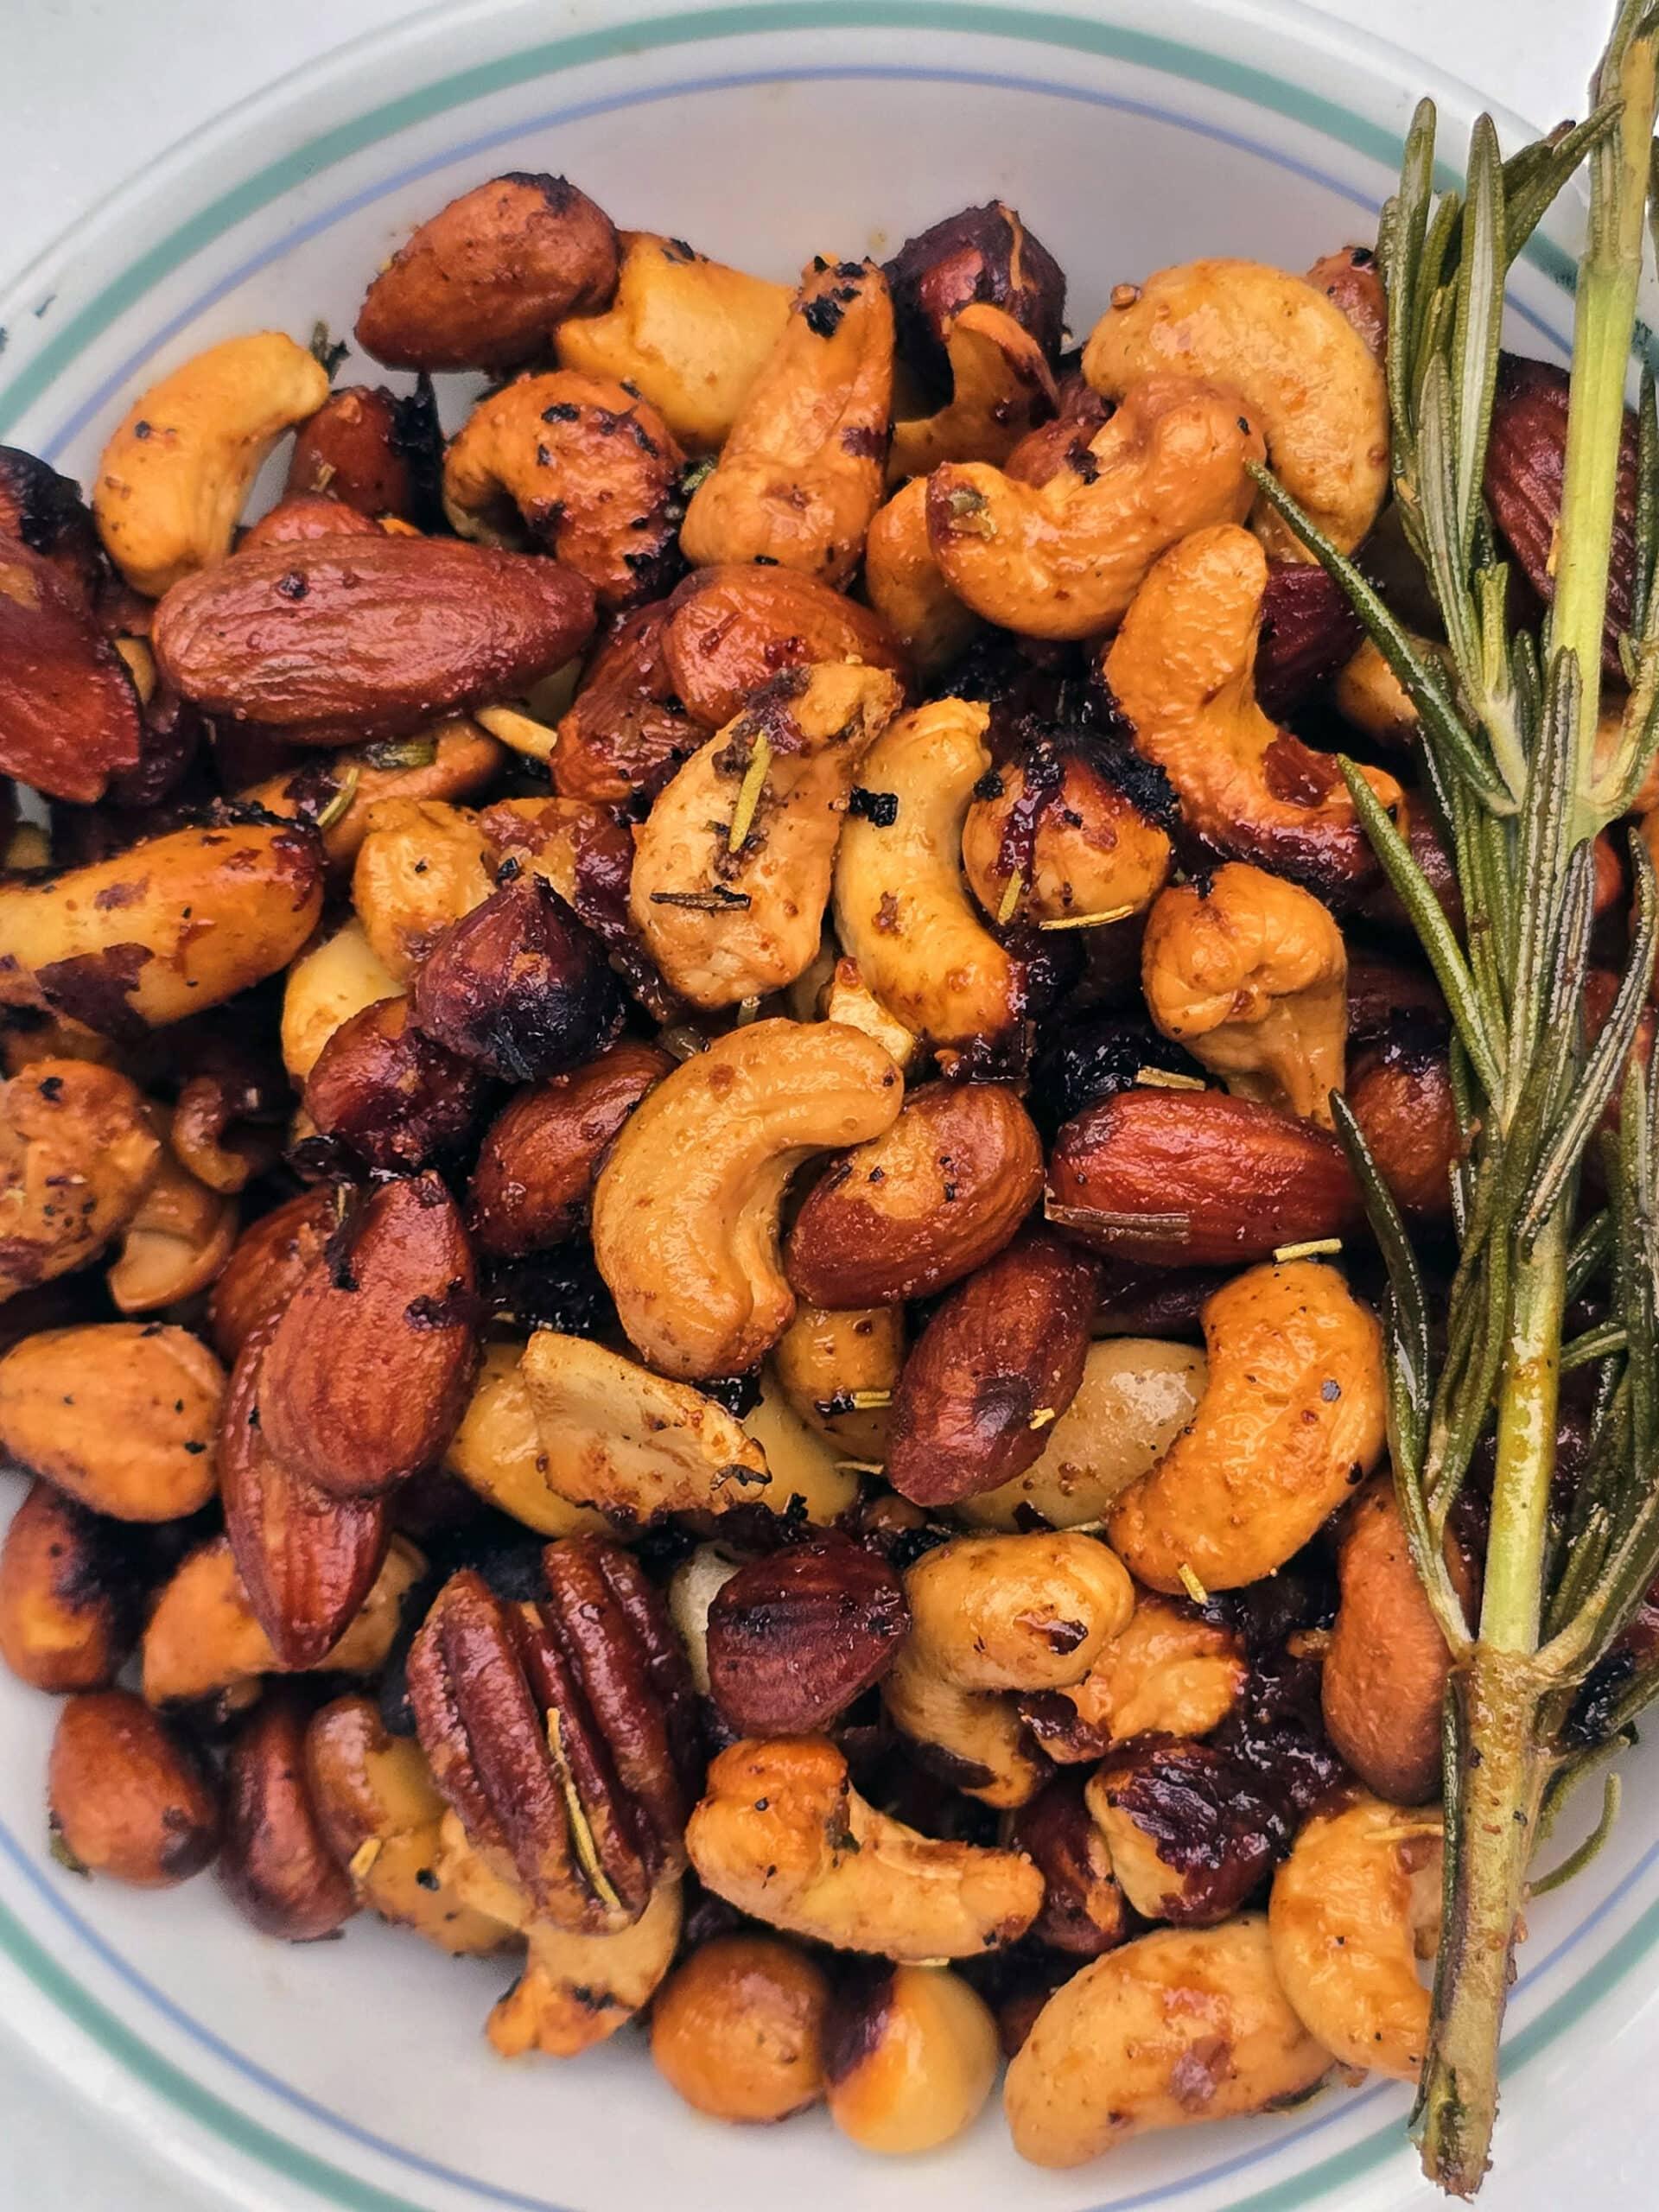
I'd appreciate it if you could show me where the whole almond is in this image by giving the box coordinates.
[705,1540,910,1735]
[554,600,696,805]
[206,1187,337,1364]
[151,535,596,744]
[0,537,142,803]
[469,1038,671,1256]
[258,1172,478,1500]
[661,564,908,730]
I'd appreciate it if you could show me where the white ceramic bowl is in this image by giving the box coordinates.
[1,3,1655,2209]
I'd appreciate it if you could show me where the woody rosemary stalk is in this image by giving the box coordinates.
[1251,2,1659,2193]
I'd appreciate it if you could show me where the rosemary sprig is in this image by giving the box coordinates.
[1268,4,1659,2191]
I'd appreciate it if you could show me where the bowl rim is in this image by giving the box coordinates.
[0,8,1630,2212]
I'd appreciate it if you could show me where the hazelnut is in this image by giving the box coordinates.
[48,1690,219,1886]
[651,1934,830,2123]
[824,1962,1000,2154]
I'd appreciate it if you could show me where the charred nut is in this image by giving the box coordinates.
[1008,1771,1128,1957]
[410,874,622,1084]
[703,1539,910,1736]
[219,1690,359,1941]
[651,1934,831,2123]
[824,1962,1001,2155]
[659,564,909,732]
[883,200,1065,397]
[48,1688,219,1887]
[302,995,485,1173]
[0,1058,162,1302]
[493,1878,683,2059]
[0,1322,222,1521]
[468,1039,671,1258]
[0,1479,139,1693]
[1085,1742,1277,1926]
[285,380,443,524]
[0,536,143,804]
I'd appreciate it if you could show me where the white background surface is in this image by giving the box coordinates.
[0,0,1630,2204]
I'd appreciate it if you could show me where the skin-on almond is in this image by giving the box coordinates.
[704,1539,910,1735]
[206,1187,337,1364]
[257,1172,478,1501]
[219,1691,359,1940]
[469,1038,671,1257]
[150,535,596,745]
[554,600,696,804]
[0,536,143,803]
[48,1690,219,1887]
[1046,1086,1362,1268]
[886,1230,1102,1506]
[660,564,909,730]
[285,382,442,524]
[785,1081,1042,1307]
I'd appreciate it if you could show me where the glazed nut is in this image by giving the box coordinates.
[1141,861,1347,1127]
[411,874,623,1083]
[1020,1590,1245,1764]
[1306,245,1388,359]
[92,332,330,595]
[785,1080,1042,1308]
[680,257,893,587]
[356,173,619,372]
[863,476,978,676]
[468,1039,671,1258]
[552,600,696,804]
[1346,1037,1459,1223]
[1106,1259,1387,1594]
[882,200,1066,397]
[443,1340,608,1539]
[0,1321,222,1521]
[927,374,1262,641]
[151,536,596,745]
[0,444,104,599]
[888,302,1058,481]
[141,1533,423,1706]
[1082,257,1389,556]
[959,743,1173,929]
[1254,560,1365,721]
[245,719,507,871]
[0,819,325,1031]
[1045,1085,1362,1268]
[660,563,908,732]
[630,663,904,1011]
[406,1539,699,1932]
[823,1963,1000,2155]
[351,798,493,983]
[592,1018,904,1382]
[1268,1794,1443,2080]
[303,995,485,1172]
[555,231,793,453]
[48,1689,219,1886]
[285,380,443,522]
[770,1299,906,1461]
[219,1690,359,1941]
[1085,1742,1277,1925]
[703,1539,910,1734]
[651,1933,831,2122]
[280,920,404,1083]
[206,1187,336,1363]
[239,494,385,550]
[1004,1916,1331,2164]
[0,1479,138,1693]
[1008,1771,1128,1957]
[0,1059,162,1302]
[106,1119,238,1313]
[493,1878,683,2059]
[885,1230,1101,1508]
[0,537,143,803]
[257,1171,479,1502]
[684,1734,1044,1959]
[442,369,684,608]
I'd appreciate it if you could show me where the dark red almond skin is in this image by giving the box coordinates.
[151,536,596,745]
[660,565,909,732]
[554,600,696,805]
[1255,562,1364,721]
[468,1039,671,1257]
[304,996,485,1173]
[1046,1088,1362,1268]
[207,1189,338,1365]
[218,1694,359,1941]
[0,536,143,802]
[885,1230,1101,1506]
[704,1540,911,1734]
[285,382,442,524]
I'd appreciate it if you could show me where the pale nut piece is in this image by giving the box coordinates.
[1141,861,1347,1128]
[864,476,978,677]
[0,1479,137,1693]
[1106,1260,1386,1594]
[0,819,325,1029]
[927,373,1262,641]
[740,1375,863,1527]
[48,1689,219,1887]
[1005,1915,1331,2164]
[817,956,919,1074]
[444,1340,609,1538]
[493,1878,683,2059]
[556,231,794,453]
[630,663,904,1010]
[92,333,330,594]
[831,697,1024,1062]
[887,302,1058,480]
[1332,634,1423,747]
[651,1930,830,2120]
[1022,1592,1245,1765]
[1081,258,1389,556]
[680,257,893,586]
[351,798,493,982]
[667,1543,745,1696]
[106,1116,238,1313]
[280,918,404,1082]
[591,1017,903,1382]
[685,1734,1044,1960]
[770,1299,906,1462]
[824,1965,1000,2155]
[0,1059,162,1301]
[1268,1795,1442,2081]
[960,747,1173,929]
[0,1322,221,1522]
[880,1646,1051,1809]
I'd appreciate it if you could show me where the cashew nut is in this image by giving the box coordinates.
[240,718,506,868]
[770,1298,906,1460]
[1107,1260,1386,1593]
[1005,1915,1331,2164]
[591,1018,903,1380]
[351,798,493,982]
[1082,258,1389,556]
[93,334,330,595]
[1103,525,1407,899]
[280,917,403,1083]
[1026,1591,1246,1761]
[0,1321,223,1521]
[961,745,1173,927]
[105,1112,238,1313]
[1142,861,1347,1127]
[686,1735,1044,1959]
[864,476,978,676]
[680,257,893,586]
[630,663,904,1008]
[491,1879,683,2060]
[888,302,1057,480]
[0,1058,162,1301]
[1268,1795,1442,2081]
[817,956,920,1073]
[444,1340,609,1539]
[926,374,1262,640]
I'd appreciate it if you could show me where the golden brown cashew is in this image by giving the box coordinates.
[926,374,1262,640]
[864,476,978,677]
[1005,1916,1331,2164]
[686,1735,1044,1958]
[592,1019,903,1380]
[443,1341,608,1539]
[239,719,506,868]
[1107,1261,1386,1593]
[105,1116,238,1313]
[1024,1592,1246,1763]
[1103,525,1407,901]
[491,1879,683,2059]
[888,302,1057,480]
[556,231,794,452]
[1268,1795,1442,2080]
[0,1058,162,1301]
[1141,862,1347,1127]
[831,697,1024,1061]
[1082,258,1389,556]
[961,747,1173,928]
[93,333,331,594]
[680,257,893,585]
[351,798,493,982]
[0,821,324,1029]
[280,918,404,1083]
[631,663,904,1008]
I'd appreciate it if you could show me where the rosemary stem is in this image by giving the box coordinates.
[1480,1221,1568,1653]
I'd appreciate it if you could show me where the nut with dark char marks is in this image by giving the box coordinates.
[553,600,696,804]
[0,537,143,803]
[885,1230,1100,1507]
[219,1690,359,1940]
[285,380,442,524]
[0,1479,140,1693]
[0,445,103,598]
[1085,1741,1280,1926]
[824,1962,1000,2154]
[703,1538,910,1735]
[660,563,909,733]
[304,995,484,1172]
[1254,561,1365,721]
[468,1039,671,1257]
[1008,1771,1128,1956]
[206,1187,336,1364]
[355,173,619,372]
[411,874,623,1083]
[882,201,1065,399]
[48,1689,219,1887]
